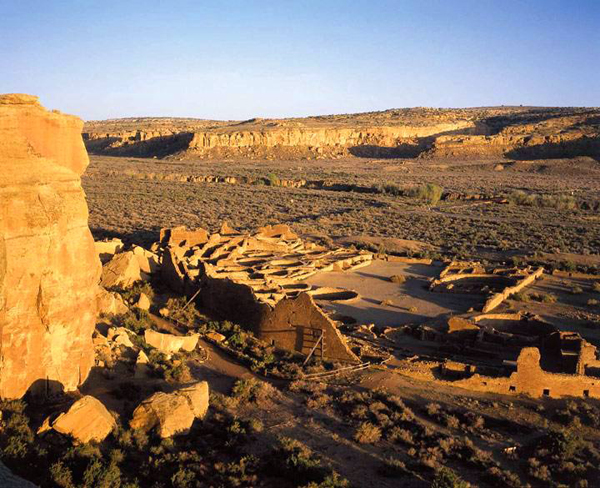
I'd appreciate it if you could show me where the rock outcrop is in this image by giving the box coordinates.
[0,94,101,399]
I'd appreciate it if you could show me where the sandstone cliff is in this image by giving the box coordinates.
[83,106,600,160]
[0,94,101,399]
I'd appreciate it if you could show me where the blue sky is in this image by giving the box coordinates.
[1,0,598,120]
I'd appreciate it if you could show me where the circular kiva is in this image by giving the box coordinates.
[308,287,360,303]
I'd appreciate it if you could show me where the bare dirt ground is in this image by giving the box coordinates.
[83,155,600,260]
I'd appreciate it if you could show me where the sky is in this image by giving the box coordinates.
[1,0,599,120]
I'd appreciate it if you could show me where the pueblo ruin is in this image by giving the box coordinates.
[2,94,600,487]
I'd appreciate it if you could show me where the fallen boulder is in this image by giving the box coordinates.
[50,396,116,443]
[96,288,129,315]
[130,381,209,438]
[100,251,142,289]
[132,245,160,274]
[136,292,151,311]
[95,238,124,264]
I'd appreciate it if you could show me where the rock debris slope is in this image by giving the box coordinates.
[0,94,101,399]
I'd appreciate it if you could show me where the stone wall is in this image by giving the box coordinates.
[0,94,101,398]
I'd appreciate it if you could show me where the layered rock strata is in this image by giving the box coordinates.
[0,94,101,398]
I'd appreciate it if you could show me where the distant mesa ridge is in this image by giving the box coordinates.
[83,106,600,160]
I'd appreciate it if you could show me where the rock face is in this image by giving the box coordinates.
[83,106,600,160]
[0,94,101,399]
[50,395,116,443]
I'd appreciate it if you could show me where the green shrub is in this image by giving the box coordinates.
[266,172,281,186]
[432,467,470,488]
[407,183,444,205]
[166,297,200,327]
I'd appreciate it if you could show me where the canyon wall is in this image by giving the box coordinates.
[83,107,600,160]
[0,94,101,399]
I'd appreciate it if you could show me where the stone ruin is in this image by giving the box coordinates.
[0,94,101,399]
[404,305,600,399]
[158,223,367,362]
[429,261,544,313]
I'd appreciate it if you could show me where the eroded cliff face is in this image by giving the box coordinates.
[0,94,101,399]
[83,107,600,160]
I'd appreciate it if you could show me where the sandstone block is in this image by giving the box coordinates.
[95,238,124,264]
[132,245,160,274]
[144,329,199,354]
[96,288,129,315]
[206,331,226,343]
[100,251,141,289]
[178,381,209,419]
[130,391,195,438]
[136,292,151,311]
[51,396,116,443]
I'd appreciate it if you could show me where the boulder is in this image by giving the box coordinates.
[100,251,141,289]
[132,245,160,274]
[135,350,150,378]
[178,381,209,419]
[206,331,226,343]
[136,293,151,311]
[130,381,209,438]
[107,327,134,348]
[95,238,124,264]
[0,94,101,399]
[51,396,116,443]
[144,329,199,354]
[96,288,129,315]
[130,392,195,438]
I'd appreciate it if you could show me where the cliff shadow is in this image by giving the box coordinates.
[348,143,427,159]
[90,226,160,247]
[85,132,194,159]
[505,137,600,161]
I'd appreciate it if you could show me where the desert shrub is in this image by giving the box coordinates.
[588,299,599,306]
[119,309,152,334]
[389,274,406,284]
[388,427,414,445]
[593,281,600,293]
[378,457,408,478]
[431,467,469,488]
[571,285,584,294]
[0,400,36,461]
[269,437,329,485]
[300,472,349,488]
[147,350,191,383]
[353,422,382,444]
[50,461,75,488]
[118,281,155,303]
[213,455,260,487]
[166,297,200,327]
[509,191,577,210]
[230,378,272,405]
[266,172,281,186]
[407,183,444,205]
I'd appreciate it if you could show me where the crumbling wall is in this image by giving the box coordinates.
[482,267,543,312]
[257,293,359,363]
